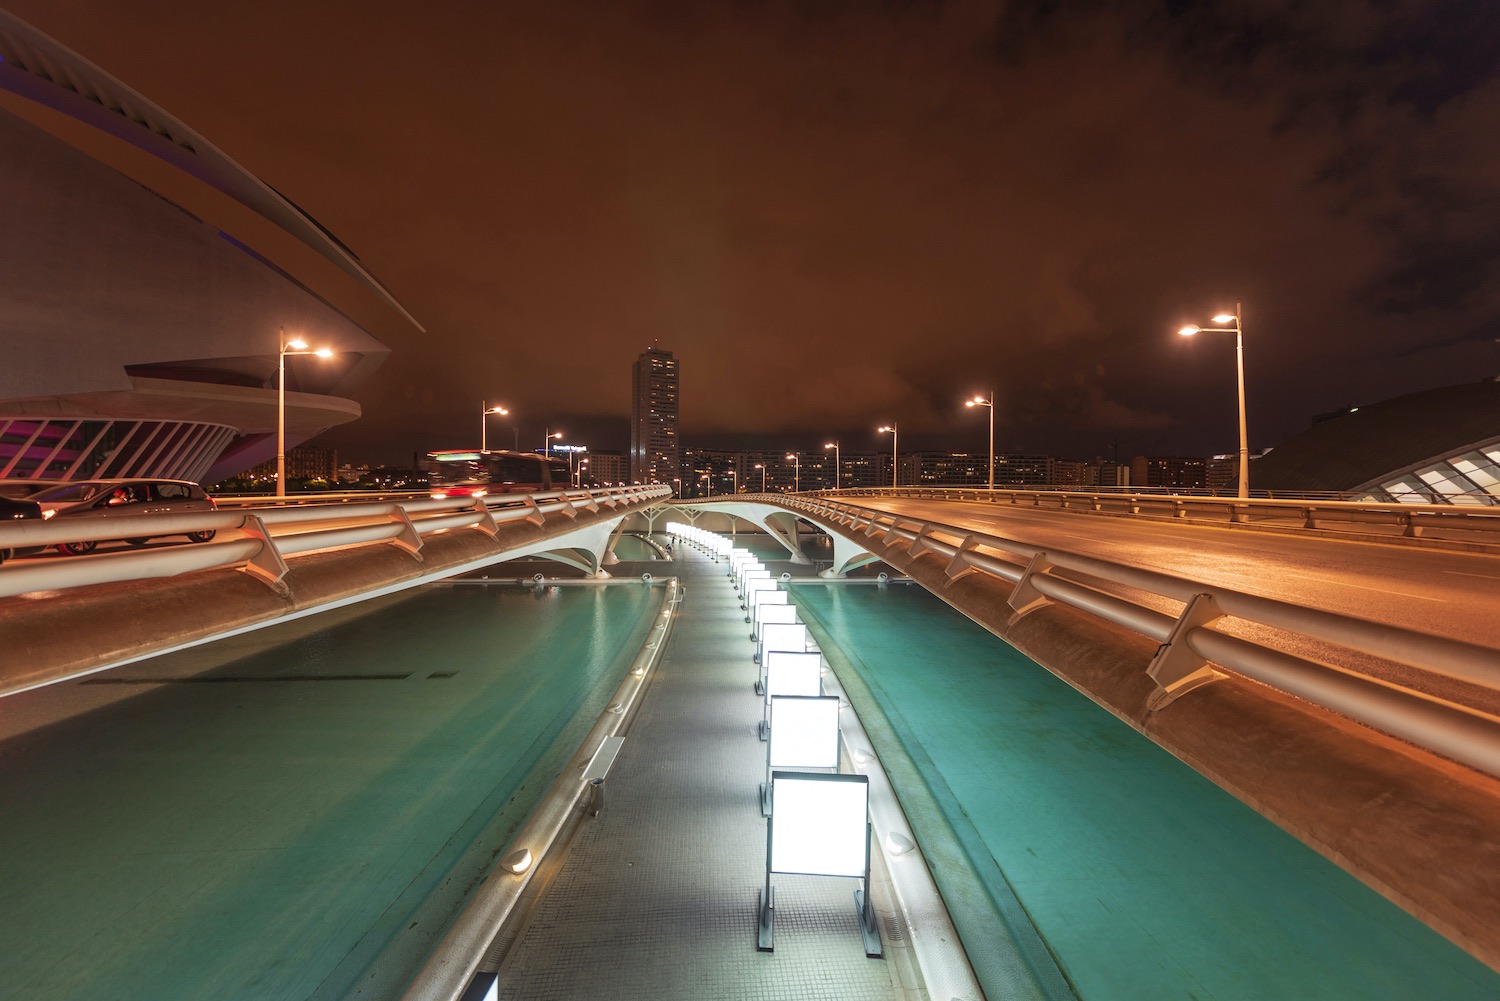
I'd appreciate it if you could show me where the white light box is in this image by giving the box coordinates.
[739,567,769,591]
[742,578,778,614]
[764,650,822,700]
[758,619,806,663]
[769,772,869,878]
[769,695,841,769]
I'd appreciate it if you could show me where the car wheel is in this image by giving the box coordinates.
[125,538,149,547]
[186,530,216,543]
[59,540,97,556]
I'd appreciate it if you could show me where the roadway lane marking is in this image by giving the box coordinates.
[1279,570,1446,602]
[1440,569,1500,582]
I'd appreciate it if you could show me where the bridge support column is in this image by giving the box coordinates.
[821,532,881,578]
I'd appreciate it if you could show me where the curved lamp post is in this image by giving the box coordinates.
[1179,301,1248,499]
[965,392,994,490]
[877,424,898,488]
[481,402,509,451]
[278,329,334,498]
[785,452,799,493]
[543,430,563,456]
[823,441,840,491]
[754,463,766,492]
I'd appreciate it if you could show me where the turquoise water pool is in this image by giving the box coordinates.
[0,582,660,1001]
[790,583,1500,1001]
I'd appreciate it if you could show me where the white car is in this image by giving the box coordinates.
[31,479,218,555]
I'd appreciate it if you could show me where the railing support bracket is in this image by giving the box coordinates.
[237,515,290,590]
[1146,593,1228,710]
[944,534,982,580]
[1006,551,1054,619]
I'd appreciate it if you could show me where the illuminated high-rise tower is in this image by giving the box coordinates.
[630,345,679,485]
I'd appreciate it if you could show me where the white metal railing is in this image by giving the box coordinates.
[0,485,671,599]
[800,486,1500,542]
[757,494,1500,780]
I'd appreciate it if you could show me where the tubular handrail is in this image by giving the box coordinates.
[0,484,672,599]
[751,494,1500,779]
[793,486,1500,540]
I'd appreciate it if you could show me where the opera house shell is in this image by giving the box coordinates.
[0,10,420,486]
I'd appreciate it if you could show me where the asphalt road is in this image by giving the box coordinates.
[848,497,1500,648]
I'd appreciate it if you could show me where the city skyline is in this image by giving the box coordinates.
[9,2,1498,468]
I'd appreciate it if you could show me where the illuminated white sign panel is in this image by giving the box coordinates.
[769,773,869,878]
[764,651,822,699]
[739,567,770,591]
[758,620,806,663]
[769,695,841,769]
[742,578,778,614]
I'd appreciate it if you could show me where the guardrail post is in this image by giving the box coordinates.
[944,535,983,581]
[389,506,425,558]
[1145,593,1228,710]
[470,498,499,538]
[238,514,290,590]
[1006,552,1054,619]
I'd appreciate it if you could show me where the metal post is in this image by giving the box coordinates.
[1233,301,1249,500]
[276,334,287,499]
[987,391,995,491]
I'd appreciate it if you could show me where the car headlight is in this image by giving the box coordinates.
[41,509,56,520]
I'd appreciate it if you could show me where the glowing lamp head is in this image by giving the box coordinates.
[313,348,333,358]
[1212,313,1236,323]
[286,337,308,351]
[824,443,835,449]
[878,425,894,433]
[1178,325,1201,337]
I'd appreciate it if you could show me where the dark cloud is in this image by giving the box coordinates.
[11,0,1499,463]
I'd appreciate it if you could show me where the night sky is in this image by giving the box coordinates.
[12,1,1500,466]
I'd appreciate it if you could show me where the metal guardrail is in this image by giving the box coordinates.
[805,486,1500,541]
[0,485,672,599]
[760,494,1500,780]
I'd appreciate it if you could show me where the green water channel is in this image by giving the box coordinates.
[0,582,660,1001]
[789,583,1500,1001]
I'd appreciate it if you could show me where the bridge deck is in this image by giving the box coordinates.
[489,542,923,999]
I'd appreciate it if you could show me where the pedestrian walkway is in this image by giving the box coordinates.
[492,543,921,999]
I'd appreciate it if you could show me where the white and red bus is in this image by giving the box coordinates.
[425,450,572,498]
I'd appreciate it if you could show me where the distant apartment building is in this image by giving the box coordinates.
[585,450,629,486]
[1130,455,1208,490]
[630,346,680,484]
[1083,460,1130,489]
[245,445,338,485]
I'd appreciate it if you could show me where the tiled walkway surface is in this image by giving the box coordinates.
[493,547,913,1000]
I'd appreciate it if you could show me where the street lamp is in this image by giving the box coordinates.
[786,452,799,493]
[700,473,711,498]
[877,424,898,488]
[481,401,509,451]
[576,457,589,487]
[965,392,995,490]
[754,463,766,492]
[823,441,840,491]
[730,468,739,493]
[543,430,564,456]
[278,328,334,499]
[1179,300,1249,499]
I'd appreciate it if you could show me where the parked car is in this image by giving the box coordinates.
[0,493,44,564]
[31,479,218,555]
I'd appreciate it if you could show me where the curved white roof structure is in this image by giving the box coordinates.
[0,10,422,484]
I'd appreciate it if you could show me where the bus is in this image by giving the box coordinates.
[424,450,573,498]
